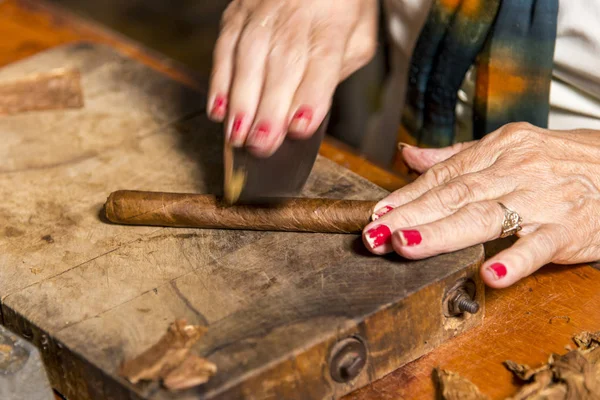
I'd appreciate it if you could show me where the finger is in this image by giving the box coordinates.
[245,9,310,157]
[339,0,378,81]
[286,21,351,139]
[480,227,563,288]
[401,141,478,173]
[225,7,275,147]
[372,141,496,216]
[364,173,516,254]
[389,200,505,259]
[208,2,247,122]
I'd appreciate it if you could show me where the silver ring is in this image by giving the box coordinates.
[498,202,522,238]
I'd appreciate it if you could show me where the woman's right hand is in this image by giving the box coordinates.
[208,0,378,157]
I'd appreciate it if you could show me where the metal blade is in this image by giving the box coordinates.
[224,115,329,204]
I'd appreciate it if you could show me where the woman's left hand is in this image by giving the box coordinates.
[363,122,600,288]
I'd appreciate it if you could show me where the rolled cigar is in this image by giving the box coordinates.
[104,190,379,234]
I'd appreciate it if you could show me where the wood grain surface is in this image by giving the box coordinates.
[0,43,483,399]
[2,1,600,399]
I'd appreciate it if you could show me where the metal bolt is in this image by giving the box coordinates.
[456,296,479,314]
[448,290,479,316]
[329,337,367,383]
[444,279,480,317]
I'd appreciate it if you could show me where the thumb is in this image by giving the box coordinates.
[400,141,478,173]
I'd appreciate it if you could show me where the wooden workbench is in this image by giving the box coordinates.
[1,1,599,399]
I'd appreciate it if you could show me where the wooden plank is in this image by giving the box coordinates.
[0,44,484,399]
[345,263,600,399]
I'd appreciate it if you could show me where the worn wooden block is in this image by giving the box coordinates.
[0,43,485,400]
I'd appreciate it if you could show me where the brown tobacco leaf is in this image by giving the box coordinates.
[506,370,557,400]
[435,331,600,400]
[504,360,550,382]
[583,347,600,365]
[504,331,600,400]
[573,331,600,350]
[434,368,490,400]
[163,354,217,391]
[552,350,600,399]
[119,319,209,385]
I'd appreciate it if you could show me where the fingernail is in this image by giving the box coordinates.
[398,229,422,246]
[371,205,394,221]
[250,122,272,145]
[365,225,392,249]
[229,113,245,144]
[398,142,414,151]
[211,95,227,119]
[289,106,313,133]
[487,263,507,279]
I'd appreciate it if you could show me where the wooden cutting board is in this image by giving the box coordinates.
[0,43,485,400]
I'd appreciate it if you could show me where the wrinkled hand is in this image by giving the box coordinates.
[363,123,600,288]
[208,0,378,157]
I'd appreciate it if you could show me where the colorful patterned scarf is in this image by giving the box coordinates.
[402,0,559,147]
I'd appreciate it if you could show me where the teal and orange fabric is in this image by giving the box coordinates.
[402,0,559,147]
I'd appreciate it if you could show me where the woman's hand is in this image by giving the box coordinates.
[363,123,600,288]
[208,0,378,157]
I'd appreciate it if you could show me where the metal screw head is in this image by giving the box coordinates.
[329,337,367,383]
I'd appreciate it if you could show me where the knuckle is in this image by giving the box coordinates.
[464,202,498,231]
[239,0,259,10]
[499,122,538,142]
[437,180,477,210]
[423,163,457,187]
[237,26,269,54]
[213,30,236,58]
[542,231,563,255]
[269,42,306,67]
[221,1,242,28]
[352,38,377,65]
[309,38,342,58]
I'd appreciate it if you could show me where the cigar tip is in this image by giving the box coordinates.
[104,191,118,223]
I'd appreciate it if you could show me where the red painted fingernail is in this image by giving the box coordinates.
[488,263,507,279]
[399,230,422,246]
[233,116,243,133]
[290,106,313,132]
[372,205,394,221]
[211,95,227,118]
[365,225,392,249]
[229,113,244,143]
[251,122,272,144]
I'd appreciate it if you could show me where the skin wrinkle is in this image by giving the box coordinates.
[366,123,600,288]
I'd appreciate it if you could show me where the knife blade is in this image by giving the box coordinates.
[224,114,330,204]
